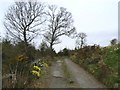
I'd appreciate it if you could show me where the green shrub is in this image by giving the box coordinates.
[70,45,119,88]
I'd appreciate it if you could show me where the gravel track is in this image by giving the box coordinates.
[48,59,106,88]
[64,59,106,88]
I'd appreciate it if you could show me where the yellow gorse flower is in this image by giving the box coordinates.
[33,65,41,71]
[16,55,24,61]
[16,54,28,61]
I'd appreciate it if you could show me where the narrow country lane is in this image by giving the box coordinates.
[49,60,67,88]
[64,59,106,88]
[48,59,106,88]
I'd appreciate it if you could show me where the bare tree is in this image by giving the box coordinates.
[76,32,87,48]
[4,1,46,49]
[110,38,117,45]
[44,5,76,51]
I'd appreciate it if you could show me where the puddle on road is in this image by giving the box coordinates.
[52,71,64,78]
[49,60,66,88]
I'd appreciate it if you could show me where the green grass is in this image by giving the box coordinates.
[101,45,119,88]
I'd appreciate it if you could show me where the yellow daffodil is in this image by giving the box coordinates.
[33,65,41,71]
[31,70,40,77]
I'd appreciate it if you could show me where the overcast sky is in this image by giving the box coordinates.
[0,0,119,52]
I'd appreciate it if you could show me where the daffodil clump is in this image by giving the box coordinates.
[31,65,41,78]
[33,65,41,71]
[31,61,49,78]
[31,70,40,77]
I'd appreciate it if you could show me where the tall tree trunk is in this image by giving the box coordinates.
[50,42,53,52]
[23,29,28,56]
[81,39,83,48]
[23,28,27,44]
[50,42,55,58]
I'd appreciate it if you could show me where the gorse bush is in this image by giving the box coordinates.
[70,44,119,88]
[2,39,50,88]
